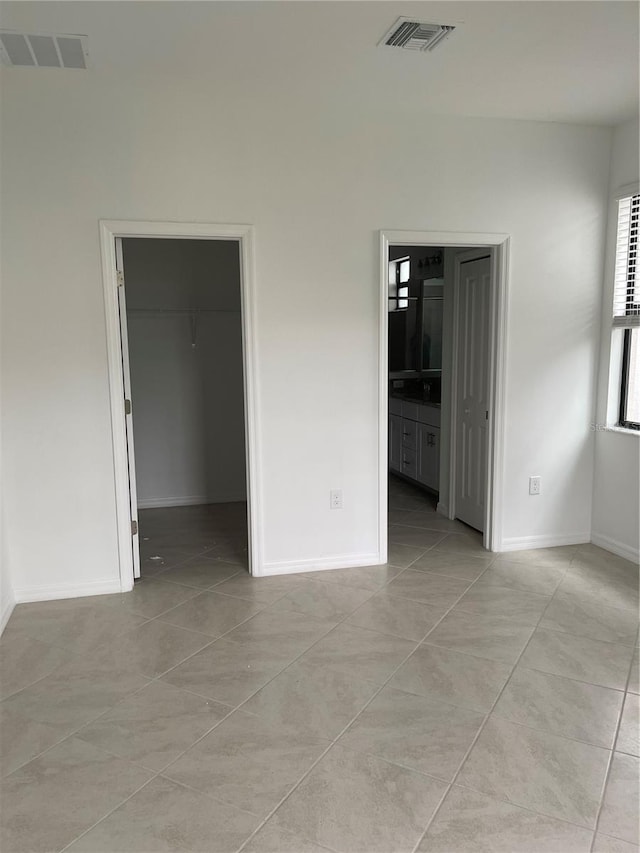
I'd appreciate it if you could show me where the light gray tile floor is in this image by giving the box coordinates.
[1,486,638,852]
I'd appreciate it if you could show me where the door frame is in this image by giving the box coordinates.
[99,220,263,590]
[379,230,510,558]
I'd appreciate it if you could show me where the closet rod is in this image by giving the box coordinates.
[127,308,240,315]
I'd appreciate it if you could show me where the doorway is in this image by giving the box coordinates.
[100,221,261,590]
[379,231,510,563]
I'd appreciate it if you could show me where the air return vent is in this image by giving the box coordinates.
[379,18,455,52]
[0,31,89,68]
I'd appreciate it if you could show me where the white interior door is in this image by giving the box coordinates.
[454,253,491,532]
[116,237,141,579]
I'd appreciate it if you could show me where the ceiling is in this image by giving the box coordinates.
[1,1,638,126]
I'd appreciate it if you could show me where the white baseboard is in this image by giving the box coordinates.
[137,494,246,509]
[590,532,640,564]
[436,502,449,518]
[0,593,15,636]
[13,578,124,604]
[498,532,591,553]
[258,552,382,578]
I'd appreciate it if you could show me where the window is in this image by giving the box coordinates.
[614,192,640,430]
[389,257,410,311]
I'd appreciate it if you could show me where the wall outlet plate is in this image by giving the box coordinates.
[529,476,541,495]
[330,489,343,509]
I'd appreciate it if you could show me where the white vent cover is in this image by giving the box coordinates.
[0,31,89,69]
[379,18,455,52]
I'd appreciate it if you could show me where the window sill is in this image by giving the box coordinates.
[606,425,640,437]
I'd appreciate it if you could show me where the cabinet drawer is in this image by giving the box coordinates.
[417,405,441,428]
[401,418,417,450]
[400,448,417,480]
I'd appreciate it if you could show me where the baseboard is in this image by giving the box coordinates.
[436,502,449,518]
[137,494,246,509]
[498,532,591,553]
[13,578,124,604]
[0,593,15,636]
[258,552,382,577]
[590,532,640,564]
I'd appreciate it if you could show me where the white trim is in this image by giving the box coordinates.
[0,594,15,636]
[99,220,263,587]
[499,533,590,552]
[137,495,246,509]
[262,552,381,576]
[436,501,449,517]
[14,579,123,604]
[591,532,640,564]
[613,181,640,201]
[379,230,510,557]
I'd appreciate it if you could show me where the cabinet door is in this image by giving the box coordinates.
[389,414,403,472]
[418,424,440,491]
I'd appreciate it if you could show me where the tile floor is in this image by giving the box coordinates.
[1,479,638,852]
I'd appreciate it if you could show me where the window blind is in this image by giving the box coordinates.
[613,193,640,328]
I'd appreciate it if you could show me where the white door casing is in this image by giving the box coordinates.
[379,231,510,557]
[453,253,491,532]
[100,220,261,590]
[115,237,141,579]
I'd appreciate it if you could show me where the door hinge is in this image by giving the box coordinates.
[485,411,489,420]
[117,270,124,287]
[131,519,138,536]
[124,399,131,415]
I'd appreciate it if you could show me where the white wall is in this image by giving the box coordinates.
[123,239,246,508]
[0,58,614,597]
[592,119,640,562]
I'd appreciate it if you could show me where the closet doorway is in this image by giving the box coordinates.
[100,222,260,590]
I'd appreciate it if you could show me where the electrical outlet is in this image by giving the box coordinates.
[330,489,343,510]
[529,476,541,496]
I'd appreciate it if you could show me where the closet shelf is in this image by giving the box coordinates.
[127,308,240,348]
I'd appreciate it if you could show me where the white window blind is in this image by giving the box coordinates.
[613,193,640,328]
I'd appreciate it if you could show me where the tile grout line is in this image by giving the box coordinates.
[18,556,430,852]
[59,561,429,853]
[409,575,591,853]
[589,626,639,852]
[5,534,634,851]
[231,557,502,852]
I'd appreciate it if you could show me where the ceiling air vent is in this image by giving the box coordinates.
[0,31,89,69]
[379,18,455,52]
